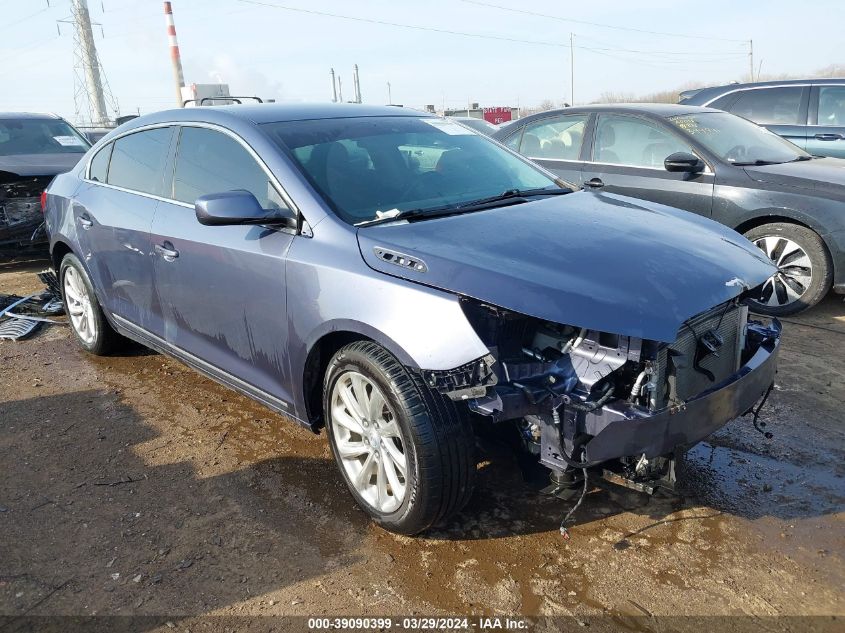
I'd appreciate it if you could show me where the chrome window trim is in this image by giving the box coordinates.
[583,160,714,175]
[83,120,301,216]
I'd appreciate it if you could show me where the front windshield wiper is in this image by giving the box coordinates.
[729,159,787,166]
[357,187,570,227]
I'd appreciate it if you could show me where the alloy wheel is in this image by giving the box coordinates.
[330,371,407,513]
[63,267,97,345]
[753,235,814,308]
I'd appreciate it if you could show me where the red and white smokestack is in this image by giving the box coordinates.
[164,1,185,107]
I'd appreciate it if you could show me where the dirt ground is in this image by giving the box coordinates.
[1,259,843,630]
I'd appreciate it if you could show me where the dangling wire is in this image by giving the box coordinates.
[748,383,774,439]
[560,467,588,540]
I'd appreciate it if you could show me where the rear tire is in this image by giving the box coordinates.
[60,253,123,355]
[744,222,832,316]
[323,341,476,534]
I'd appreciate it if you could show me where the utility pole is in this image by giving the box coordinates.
[749,39,754,82]
[330,68,337,102]
[570,32,575,106]
[164,2,185,107]
[353,64,362,103]
[387,81,392,105]
[71,0,108,126]
[338,76,343,103]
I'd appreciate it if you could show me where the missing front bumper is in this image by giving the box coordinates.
[581,319,781,464]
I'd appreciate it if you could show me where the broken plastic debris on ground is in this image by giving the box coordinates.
[0,269,65,340]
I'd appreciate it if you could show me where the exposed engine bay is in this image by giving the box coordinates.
[422,294,781,496]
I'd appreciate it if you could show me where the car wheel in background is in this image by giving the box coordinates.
[744,222,832,316]
[323,341,475,535]
[60,253,123,355]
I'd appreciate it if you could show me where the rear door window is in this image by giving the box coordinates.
[728,87,803,125]
[519,115,588,160]
[88,143,112,183]
[171,126,287,210]
[107,127,173,195]
[816,86,845,126]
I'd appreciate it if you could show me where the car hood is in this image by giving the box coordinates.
[357,192,776,343]
[743,157,845,196]
[0,153,84,179]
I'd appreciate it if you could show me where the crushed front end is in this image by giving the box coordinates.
[425,296,781,494]
[0,173,51,259]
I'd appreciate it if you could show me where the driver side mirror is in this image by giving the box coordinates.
[664,152,705,173]
[195,190,297,228]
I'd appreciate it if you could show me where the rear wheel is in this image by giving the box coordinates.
[744,222,832,316]
[323,341,475,534]
[60,253,122,355]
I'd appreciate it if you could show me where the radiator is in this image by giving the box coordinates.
[651,303,747,409]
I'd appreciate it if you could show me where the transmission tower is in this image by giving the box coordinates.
[60,0,120,127]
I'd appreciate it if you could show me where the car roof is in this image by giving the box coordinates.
[681,78,845,103]
[118,103,431,132]
[0,112,63,120]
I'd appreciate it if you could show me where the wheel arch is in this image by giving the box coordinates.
[298,322,419,430]
[734,214,836,277]
[50,239,75,272]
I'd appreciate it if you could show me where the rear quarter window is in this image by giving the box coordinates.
[88,143,113,183]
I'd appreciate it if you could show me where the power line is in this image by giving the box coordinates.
[3,5,50,31]
[460,0,748,43]
[238,0,747,60]
[237,0,571,48]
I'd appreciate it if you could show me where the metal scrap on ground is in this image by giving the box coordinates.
[0,270,65,340]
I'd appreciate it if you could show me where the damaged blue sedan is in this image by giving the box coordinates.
[44,104,781,534]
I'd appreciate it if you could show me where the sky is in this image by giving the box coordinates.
[0,0,842,123]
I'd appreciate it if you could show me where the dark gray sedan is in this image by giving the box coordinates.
[45,104,780,534]
[494,104,845,315]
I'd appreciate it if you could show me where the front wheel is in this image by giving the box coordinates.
[744,222,832,316]
[323,341,475,534]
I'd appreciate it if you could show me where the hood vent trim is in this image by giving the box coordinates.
[373,246,428,273]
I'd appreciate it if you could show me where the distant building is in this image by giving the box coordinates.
[443,106,519,123]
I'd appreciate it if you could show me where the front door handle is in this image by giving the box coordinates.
[814,133,844,141]
[78,214,93,229]
[584,177,604,189]
[155,242,179,261]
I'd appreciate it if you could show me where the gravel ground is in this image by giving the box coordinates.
[1,261,843,630]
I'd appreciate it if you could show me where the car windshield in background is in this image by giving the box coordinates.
[667,112,808,166]
[0,118,90,156]
[262,116,559,225]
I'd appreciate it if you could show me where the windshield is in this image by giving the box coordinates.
[262,116,559,224]
[0,118,90,156]
[667,111,809,165]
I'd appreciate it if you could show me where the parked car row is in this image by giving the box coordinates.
[7,79,844,534]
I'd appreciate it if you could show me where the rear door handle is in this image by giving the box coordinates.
[155,242,179,261]
[814,133,844,141]
[78,214,93,229]
[584,177,604,189]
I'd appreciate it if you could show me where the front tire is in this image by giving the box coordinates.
[323,341,475,535]
[744,222,832,316]
[60,253,122,355]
